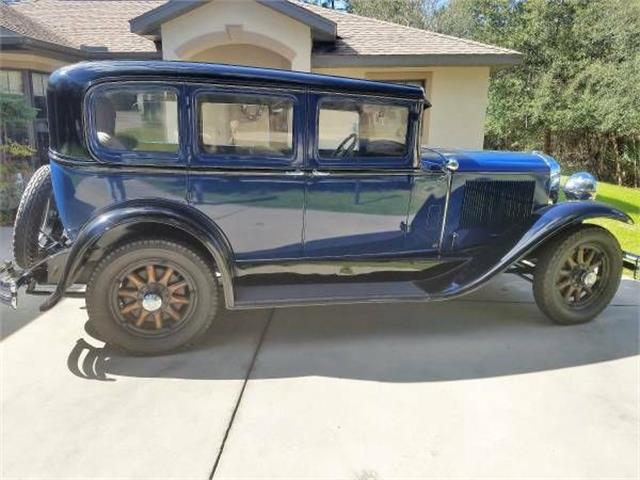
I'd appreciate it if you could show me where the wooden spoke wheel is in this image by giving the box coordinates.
[112,261,196,337]
[87,239,219,354]
[555,243,609,309]
[533,226,622,325]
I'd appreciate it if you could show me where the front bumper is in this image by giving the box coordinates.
[623,251,640,279]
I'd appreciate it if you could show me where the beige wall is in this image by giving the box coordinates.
[313,66,491,149]
[161,0,311,71]
[191,44,290,70]
[0,52,68,72]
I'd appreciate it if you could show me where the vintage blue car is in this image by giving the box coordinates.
[1,61,636,354]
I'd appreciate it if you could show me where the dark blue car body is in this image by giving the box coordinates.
[4,61,633,313]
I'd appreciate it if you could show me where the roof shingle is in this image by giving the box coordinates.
[2,0,520,64]
[0,2,72,47]
[10,0,163,52]
[300,2,519,58]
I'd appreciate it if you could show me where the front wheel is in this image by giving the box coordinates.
[533,225,622,325]
[86,239,219,355]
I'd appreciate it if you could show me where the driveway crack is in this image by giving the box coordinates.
[209,308,275,479]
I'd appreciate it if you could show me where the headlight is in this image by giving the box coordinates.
[563,172,597,201]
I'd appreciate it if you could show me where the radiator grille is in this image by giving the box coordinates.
[459,180,535,228]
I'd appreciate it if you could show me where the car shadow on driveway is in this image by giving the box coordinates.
[66,295,639,384]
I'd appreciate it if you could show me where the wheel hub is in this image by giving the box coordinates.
[581,271,598,288]
[114,262,194,335]
[555,242,607,307]
[142,292,163,312]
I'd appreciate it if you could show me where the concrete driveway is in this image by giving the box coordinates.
[1,229,638,479]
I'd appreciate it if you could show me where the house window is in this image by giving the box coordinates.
[31,72,49,119]
[91,87,179,153]
[197,93,294,158]
[0,70,24,95]
[0,69,30,145]
[318,98,409,159]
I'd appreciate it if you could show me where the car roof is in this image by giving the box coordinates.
[50,60,428,102]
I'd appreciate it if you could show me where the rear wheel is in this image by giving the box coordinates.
[533,225,622,325]
[13,165,64,268]
[86,239,219,355]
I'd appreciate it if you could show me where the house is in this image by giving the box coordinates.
[0,0,521,163]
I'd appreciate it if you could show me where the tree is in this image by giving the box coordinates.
[348,0,449,29]
[433,0,640,186]
[0,92,36,145]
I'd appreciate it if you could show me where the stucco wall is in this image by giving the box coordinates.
[313,66,491,149]
[427,67,490,150]
[161,0,311,71]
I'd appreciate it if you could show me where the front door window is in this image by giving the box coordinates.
[318,98,409,160]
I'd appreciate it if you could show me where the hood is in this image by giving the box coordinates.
[422,147,553,174]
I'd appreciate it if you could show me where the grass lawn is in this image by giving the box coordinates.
[560,179,639,277]
[568,180,640,254]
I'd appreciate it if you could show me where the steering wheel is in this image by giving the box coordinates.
[333,133,358,158]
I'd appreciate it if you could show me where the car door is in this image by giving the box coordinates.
[187,85,306,262]
[303,93,419,258]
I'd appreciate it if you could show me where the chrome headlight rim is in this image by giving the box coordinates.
[535,152,561,203]
[563,172,597,201]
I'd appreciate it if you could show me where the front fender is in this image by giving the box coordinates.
[39,199,235,311]
[512,200,632,255]
[429,200,632,299]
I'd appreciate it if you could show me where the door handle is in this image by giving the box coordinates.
[312,169,330,177]
[285,170,305,177]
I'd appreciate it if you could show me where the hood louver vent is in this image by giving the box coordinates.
[460,180,535,228]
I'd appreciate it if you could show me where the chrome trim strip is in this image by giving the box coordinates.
[438,170,453,252]
[49,153,446,178]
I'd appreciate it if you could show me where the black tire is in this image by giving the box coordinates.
[86,239,219,355]
[12,165,63,268]
[533,225,622,325]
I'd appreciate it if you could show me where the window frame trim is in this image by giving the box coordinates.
[85,82,183,165]
[312,93,416,170]
[191,86,300,169]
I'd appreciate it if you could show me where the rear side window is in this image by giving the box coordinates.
[91,86,179,154]
[197,92,294,158]
[318,98,409,159]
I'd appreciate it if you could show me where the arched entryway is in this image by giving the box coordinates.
[173,26,298,70]
[189,44,291,70]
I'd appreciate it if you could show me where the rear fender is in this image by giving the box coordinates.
[39,199,235,311]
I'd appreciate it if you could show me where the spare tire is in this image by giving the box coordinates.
[12,165,63,268]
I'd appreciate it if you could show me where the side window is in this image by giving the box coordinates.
[91,86,179,154]
[197,93,294,158]
[318,98,409,160]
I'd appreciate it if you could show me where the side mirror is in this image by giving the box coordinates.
[563,172,597,201]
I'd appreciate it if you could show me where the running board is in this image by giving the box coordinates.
[232,281,433,309]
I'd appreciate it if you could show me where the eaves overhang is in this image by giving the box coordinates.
[311,53,523,68]
[130,0,337,42]
[0,35,161,62]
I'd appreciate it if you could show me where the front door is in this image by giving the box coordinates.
[187,85,306,262]
[303,93,419,258]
